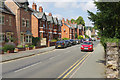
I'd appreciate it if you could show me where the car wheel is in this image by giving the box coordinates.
[55,46,57,49]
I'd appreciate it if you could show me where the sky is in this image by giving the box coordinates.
[28,0,97,27]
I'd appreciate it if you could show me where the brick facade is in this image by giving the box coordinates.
[5,0,33,45]
[0,11,17,46]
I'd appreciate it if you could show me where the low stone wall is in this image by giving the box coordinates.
[106,43,120,78]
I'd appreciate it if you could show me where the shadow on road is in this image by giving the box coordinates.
[96,59,106,65]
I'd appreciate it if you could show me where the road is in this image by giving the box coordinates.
[2,41,99,78]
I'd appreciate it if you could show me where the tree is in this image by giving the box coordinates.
[70,16,85,26]
[76,16,85,26]
[71,19,76,23]
[87,1,120,38]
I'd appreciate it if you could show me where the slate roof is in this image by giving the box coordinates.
[30,7,46,20]
[53,17,58,25]
[70,24,78,28]
[15,0,29,4]
[64,23,72,29]
[46,15,54,23]
[0,2,14,15]
[33,12,45,19]
[13,0,32,11]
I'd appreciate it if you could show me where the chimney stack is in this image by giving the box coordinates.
[69,20,72,24]
[49,13,52,16]
[32,2,37,11]
[39,6,43,12]
[62,18,65,23]
[66,19,69,23]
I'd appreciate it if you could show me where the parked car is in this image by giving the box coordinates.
[91,38,96,41]
[64,40,72,47]
[55,41,67,49]
[81,41,93,52]
[80,39,85,43]
[75,39,80,44]
[70,39,76,45]
[85,38,89,41]
[97,37,100,40]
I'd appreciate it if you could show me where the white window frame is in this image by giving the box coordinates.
[22,18,26,27]
[0,15,5,24]
[0,33,5,42]
[26,19,30,28]
[25,35,32,43]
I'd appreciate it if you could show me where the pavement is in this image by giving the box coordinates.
[71,42,105,78]
[1,46,55,62]
[1,41,105,78]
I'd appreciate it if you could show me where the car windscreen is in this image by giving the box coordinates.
[83,42,92,45]
[56,41,63,43]
[70,40,73,41]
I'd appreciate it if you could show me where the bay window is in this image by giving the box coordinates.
[25,35,32,43]
[20,34,24,44]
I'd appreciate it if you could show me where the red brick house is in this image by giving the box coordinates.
[78,24,84,35]
[0,2,17,46]
[58,20,62,39]
[46,13,54,41]
[61,18,73,39]
[31,3,50,46]
[5,0,33,45]
[53,17,58,39]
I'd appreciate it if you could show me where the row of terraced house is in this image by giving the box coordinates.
[0,0,85,47]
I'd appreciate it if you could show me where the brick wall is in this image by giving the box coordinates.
[0,13,17,45]
[31,15,38,37]
[61,24,70,39]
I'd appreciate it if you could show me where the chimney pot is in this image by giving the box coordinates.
[32,2,37,11]
[39,6,43,12]
[62,18,65,23]
[49,13,52,16]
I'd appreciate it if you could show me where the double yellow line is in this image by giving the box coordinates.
[56,53,91,80]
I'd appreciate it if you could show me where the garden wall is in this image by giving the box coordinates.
[106,43,120,78]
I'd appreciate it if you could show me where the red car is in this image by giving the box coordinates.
[81,41,93,51]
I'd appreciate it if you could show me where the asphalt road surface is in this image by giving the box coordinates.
[2,41,99,78]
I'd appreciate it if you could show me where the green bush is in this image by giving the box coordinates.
[17,45,23,48]
[3,42,16,52]
[85,35,89,38]
[25,45,28,48]
[51,39,57,42]
[78,35,84,39]
[32,37,40,46]
[100,37,120,50]
[62,38,69,40]
[91,35,95,37]
[29,45,34,48]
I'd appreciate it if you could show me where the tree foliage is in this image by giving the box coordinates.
[87,1,120,38]
[76,16,85,26]
[70,16,85,26]
[71,19,76,24]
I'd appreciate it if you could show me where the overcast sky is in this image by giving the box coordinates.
[28,0,97,27]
